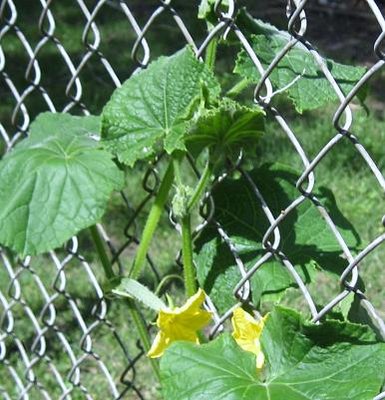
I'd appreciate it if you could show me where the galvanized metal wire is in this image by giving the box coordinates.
[1,0,384,399]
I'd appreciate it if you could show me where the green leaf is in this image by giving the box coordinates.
[198,0,216,19]
[0,112,124,257]
[347,295,385,341]
[195,164,360,312]
[234,11,366,113]
[101,46,220,167]
[186,99,265,158]
[198,0,229,25]
[112,278,166,311]
[162,334,261,400]
[160,307,385,400]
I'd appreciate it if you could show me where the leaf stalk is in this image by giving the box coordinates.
[130,161,174,279]
[127,298,162,381]
[89,225,115,280]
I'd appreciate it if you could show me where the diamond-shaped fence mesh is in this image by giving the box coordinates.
[0,0,385,399]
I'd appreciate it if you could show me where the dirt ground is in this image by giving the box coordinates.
[247,0,384,64]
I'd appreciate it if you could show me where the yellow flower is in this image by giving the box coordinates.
[231,307,268,369]
[147,288,212,358]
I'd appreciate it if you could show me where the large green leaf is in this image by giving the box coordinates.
[101,46,220,167]
[195,164,360,312]
[234,11,366,113]
[160,307,385,400]
[0,112,124,257]
[186,99,265,158]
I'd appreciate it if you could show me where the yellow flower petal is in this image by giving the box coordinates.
[148,289,212,359]
[256,349,265,370]
[147,331,169,358]
[177,288,206,314]
[231,307,267,369]
[174,308,213,332]
[232,307,264,341]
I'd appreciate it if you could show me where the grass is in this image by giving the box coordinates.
[1,1,385,399]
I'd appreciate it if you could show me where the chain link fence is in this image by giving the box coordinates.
[1,0,385,399]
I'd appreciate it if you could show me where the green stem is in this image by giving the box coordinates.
[90,202,161,383]
[89,225,115,280]
[181,214,197,297]
[90,227,162,381]
[225,77,250,98]
[205,37,218,71]
[187,161,213,212]
[127,298,161,381]
[130,161,174,279]
[172,153,183,187]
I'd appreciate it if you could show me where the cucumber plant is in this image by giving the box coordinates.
[0,4,384,399]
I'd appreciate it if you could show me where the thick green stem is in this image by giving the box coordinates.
[181,214,197,297]
[205,37,218,71]
[127,298,161,381]
[130,161,174,279]
[89,225,115,280]
[187,161,213,212]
